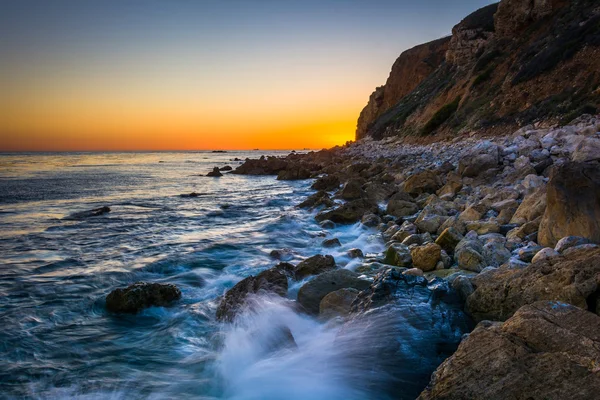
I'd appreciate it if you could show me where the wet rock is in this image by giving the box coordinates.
[319,287,360,319]
[180,192,201,198]
[277,165,312,180]
[207,167,223,177]
[339,178,366,200]
[319,220,335,229]
[106,282,182,314]
[538,162,600,247]
[298,269,370,315]
[404,170,442,195]
[361,213,381,227]
[311,174,340,191]
[315,199,377,224]
[298,190,334,209]
[232,156,287,175]
[435,227,464,253]
[384,243,413,267]
[411,243,442,272]
[419,301,600,400]
[65,206,111,220]
[403,268,424,277]
[219,165,233,171]
[390,221,418,243]
[386,192,419,218]
[293,254,336,280]
[347,248,364,258]
[269,248,294,261]
[216,268,288,322]
[402,233,433,247]
[554,236,592,253]
[466,248,600,322]
[322,238,341,248]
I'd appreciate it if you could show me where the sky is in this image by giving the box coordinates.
[0,0,496,151]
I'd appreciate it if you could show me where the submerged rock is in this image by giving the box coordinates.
[419,301,600,400]
[106,282,181,314]
[298,269,370,315]
[216,268,288,322]
[65,206,111,220]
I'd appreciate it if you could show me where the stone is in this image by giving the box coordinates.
[311,174,340,191]
[206,167,223,177]
[572,137,600,162]
[65,206,111,220]
[106,282,182,314]
[215,269,287,321]
[437,172,463,198]
[294,254,336,280]
[531,247,559,263]
[435,227,464,254]
[383,243,413,267]
[322,238,341,248]
[232,156,287,175]
[402,233,433,247]
[403,268,424,277]
[411,243,442,272]
[418,301,600,400]
[539,162,600,247]
[451,275,474,302]
[319,288,360,319]
[361,213,381,227]
[415,205,448,234]
[483,241,511,267]
[269,248,294,261]
[510,186,547,224]
[219,165,233,171]
[339,178,366,200]
[298,190,334,209]
[458,141,499,177]
[455,237,486,272]
[403,170,443,195]
[315,199,378,224]
[465,220,500,235]
[517,244,544,262]
[319,220,335,229]
[466,248,600,322]
[555,236,593,253]
[277,165,312,180]
[386,199,419,218]
[298,269,370,315]
[347,248,364,258]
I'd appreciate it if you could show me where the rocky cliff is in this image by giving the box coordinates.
[357,0,600,140]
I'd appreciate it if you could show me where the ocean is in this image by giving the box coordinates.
[0,151,399,399]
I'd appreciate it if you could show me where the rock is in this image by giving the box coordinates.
[319,288,360,319]
[403,268,424,277]
[219,165,233,171]
[402,233,432,247]
[180,192,201,198]
[411,243,442,272]
[319,220,335,229]
[517,244,544,262]
[274,262,296,277]
[490,198,518,212]
[386,192,419,217]
[555,236,592,253]
[347,248,364,258]
[455,237,486,272]
[538,162,600,247]
[106,282,181,314]
[293,254,336,280]
[277,165,312,180]
[465,220,499,235]
[269,248,294,261]
[338,178,366,200]
[414,205,448,234]
[65,206,111,220]
[451,275,474,301]
[384,243,413,267]
[572,137,600,162]
[435,227,464,253]
[216,268,288,321]
[206,167,223,177]
[509,185,547,225]
[361,213,381,227]
[232,156,288,175]
[458,141,499,177]
[311,174,340,191]
[404,170,442,195]
[437,172,463,199]
[466,248,600,322]
[458,205,485,222]
[531,247,559,263]
[315,199,377,224]
[390,221,418,243]
[322,238,341,248]
[483,241,511,267]
[298,190,334,209]
[418,301,600,400]
[298,269,370,315]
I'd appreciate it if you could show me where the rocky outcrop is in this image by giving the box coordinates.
[494,0,555,38]
[538,161,600,247]
[466,247,600,322]
[216,268,288,322]
[206,167,223,177]
[356,37,450,140]
[419,301,600,400]
[106,282,181,314]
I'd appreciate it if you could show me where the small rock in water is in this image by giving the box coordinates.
[294,254,336,279]
[207,167,223,177]
[65,206,111,220]
[269,248,294,261]
[219,165,233,171]
[347,248,364,258]
[106,282,182,314]
[322,238,341,248]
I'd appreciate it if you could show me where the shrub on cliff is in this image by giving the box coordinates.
[422,96,461,135]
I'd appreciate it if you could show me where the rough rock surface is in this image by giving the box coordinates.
[319,287,360,319]
[298,269,370,315]
[216,268,288,322]
[293,255,336,280]
[419,301,600,400]
[106,282,182,314]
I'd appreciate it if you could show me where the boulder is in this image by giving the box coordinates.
[347,248,364,258]
[465,220,500,235]
[572,137,600,162]
[411,243,442,272]
[531,247,559,263]
[436,172,463,199]
[311,174,340,191]
[538,162,600,247]
[298,190,334,209]
[294,254,336,280]
[65,206,111,220]
[517,244,544,262]
[455,237,487,272]
[509,185,547,225]
[322,238,341,248]
[458,141,499,177]
[315,199,377,224]
[298,269,370,315]
[451,275,474,301]
[482,241,511,267]
[435,228,464,254]
[269,248,294,261]
[555,236,592,253]
[207,167,223,177]
[339,179,366,200]
[387,199,419,218]
[277,165,312,180]
[361,213,381,227]
[232,157,287,175]
[403,268,424,277]
[219,165,233,171]
[384,243,413,267]
[403,170,443,195]
[106,282,181,314]
[216,268,288,321]
[466,248,600,322]
[418,301,600,400]
[414,205,448,234]
[319,287,360,319]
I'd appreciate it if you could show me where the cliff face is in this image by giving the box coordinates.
[357,0,600,141]
[356,37,450,140]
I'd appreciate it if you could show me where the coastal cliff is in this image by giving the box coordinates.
[357,0,600,140]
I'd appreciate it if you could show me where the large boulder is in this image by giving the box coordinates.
[311,174,340,191]
[319,287,360,319]
[232,156,287,175]
[403,170,442,195]
[298,190,334,209]
[293,254,336,280]
[572,137,600,163]
[509,185,547,225]
[435,227,464,254]
[315,199,377,224]
[106,282,181,314]
[454,236,487,272]
[338,178,366,200]
[297,269,370,315]
[216,268,288,321]
[418,301,600,400]
[277,165,312,180]
[411,243,442,272]
[538,162,600,247]
[384,243,413,267]
[466,247,600,322]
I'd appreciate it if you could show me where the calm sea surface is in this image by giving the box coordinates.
[0,151,392,399]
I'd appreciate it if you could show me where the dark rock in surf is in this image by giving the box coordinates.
[311,174,341,191]
[293,254,336,280]
[298,269,370,315]
[322,238,342,248]
[106,282,181,314]
[216,268,288,322]
[315,199,378,224]
[219,165,233,171]
[207,167,223,177]
[298,190,334,209]
[65,206,111,220]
